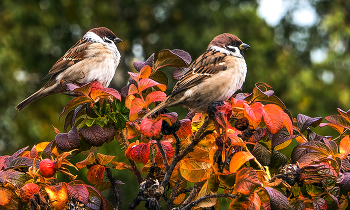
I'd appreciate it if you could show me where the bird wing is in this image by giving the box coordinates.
[170,50,229,95]
[41,39,94,81]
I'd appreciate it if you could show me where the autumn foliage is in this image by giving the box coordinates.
[2,49,350,210]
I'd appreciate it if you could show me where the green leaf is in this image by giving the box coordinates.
[85,118,95,127]
[115,113,127,130]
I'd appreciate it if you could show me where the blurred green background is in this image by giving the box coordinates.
[1,0,350,208]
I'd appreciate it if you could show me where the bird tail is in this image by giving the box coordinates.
[16,84,57,111]
[141,99,169,120]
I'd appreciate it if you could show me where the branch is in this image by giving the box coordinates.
[180,181,205,208]
[161,117,212,188]
[181,193,237,210]
[155,136,170,170]
[167,176,183,210]
[173,132,181,156]
[128,159,143,184]
[105,168,121,210]
[128,196,144,210]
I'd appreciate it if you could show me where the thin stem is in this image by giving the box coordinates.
[105,168,121,209]
[173,132,181,156]
[155,137,170,170]
[180,181,205,208]
[167,176,184,210]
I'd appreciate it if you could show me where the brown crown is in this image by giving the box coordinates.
[208,33,242,49]
[89,27,117,39]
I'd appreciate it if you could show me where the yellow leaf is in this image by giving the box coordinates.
[274,139,292,150]
[180,158,211,182]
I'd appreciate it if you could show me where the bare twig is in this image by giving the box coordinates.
[128,159,143,184]
[167,176,184,210]
[155,136,170,170]
[128,196,144,210]
[173,132,181,156]
[161,117,212,189]
[105,168,121,209]
[181,193,237,210]
[180,181,205,208]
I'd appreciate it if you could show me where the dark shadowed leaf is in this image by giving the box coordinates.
[85,186,107,210]
[325,115,350,130]
[262,187,290,210]
[42,140,55,159]
[270,150,288,171]
[252,143,271,166]
[153,49,191,72]
[55,127,80,151]
[297,114,323,133]
[7,157,33,169]
[271,127,292,149]
[5,146,29,168]
[0,169,26,187]
[133,53,155,71]
[80,125,107,147]
[235,167,261,195]
[337,172,350,196]
[67,184,89,204]
[150,70,168,86]
[60,97,92,119]
[323,194,339,209]
[173,67,188,80]
[230,192,261,210]
[312,197,327,210]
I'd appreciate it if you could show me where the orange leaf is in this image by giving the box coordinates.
[145,91,167,106]
[76,152,95,169]
[338,135,350,159]
[112,161,132,170]
[125,141,150,164]
[139,65,152,80]
[244,102,263,123]
[263,104,283,134]
[125,95,135,109]
[90,89,110,101]
[180,158,211,182]
[129,98,146,121]
[229,151,255,172]
[73,83,93,96]
[295,136,307,143]
[176,119,193,139]
[0,187,11,206]
[87,165,105,185]
[96,153,115,166]
[128,84,139,96]
[45,183,68,210]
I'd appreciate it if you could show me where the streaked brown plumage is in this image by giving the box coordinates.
[16,27,122,111]
[143,33,250,119]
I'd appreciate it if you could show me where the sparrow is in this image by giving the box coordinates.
[143,33,250,119]
[16,27,122,111]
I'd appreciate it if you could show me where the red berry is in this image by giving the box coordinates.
[20,183,41,202]
[39,159,56,178]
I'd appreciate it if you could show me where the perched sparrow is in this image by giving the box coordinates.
[16,27,122,111]
[143,33,249,119]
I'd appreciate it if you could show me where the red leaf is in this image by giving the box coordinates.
[138,78,166,92]
[155,141,174,165]
[140,118,162,137]
[235,168,261,195]
[89,81,104,91]
[145,91,167,106]
[125,142,150,164]
[102,88,121,101]
[87,165,105,185]
[176,119,193,139]
[245,102,263,123]
[263,104,283,134]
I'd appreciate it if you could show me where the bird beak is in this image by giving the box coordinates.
[239,43,250,50]
[114,37,122,44]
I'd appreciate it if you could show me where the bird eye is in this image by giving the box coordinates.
[226,45,236,52]
[103,37,112,44]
